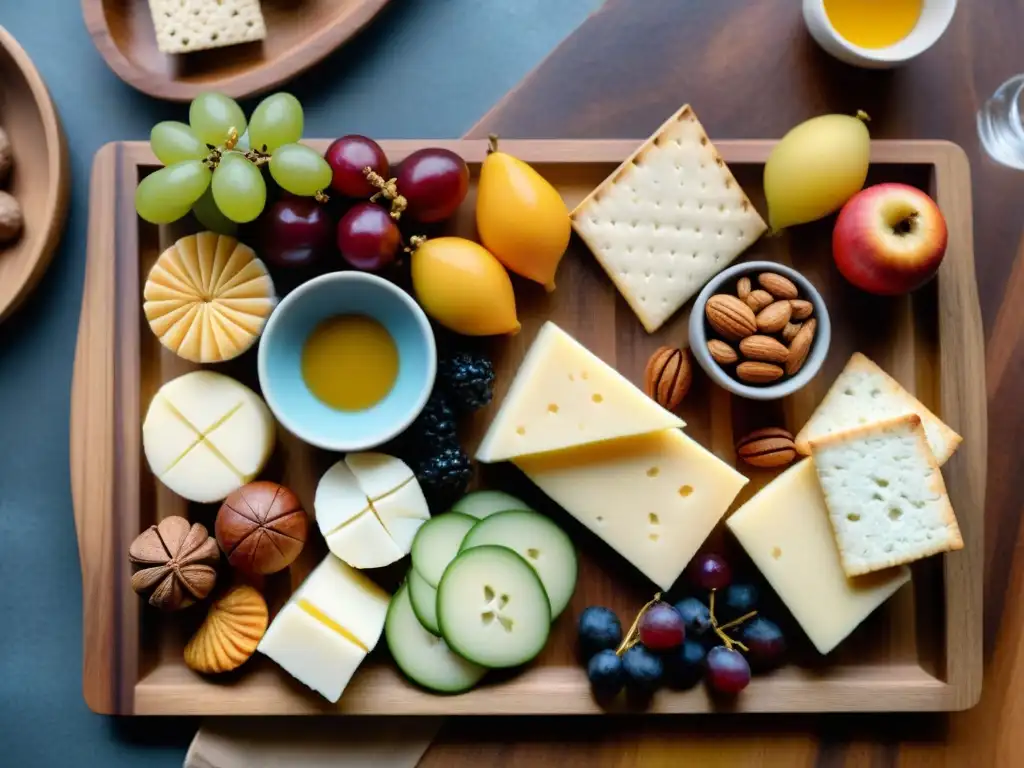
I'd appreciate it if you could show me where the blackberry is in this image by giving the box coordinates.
[415,445,472,505]
[406,390,458,448]
[438,351,495,412]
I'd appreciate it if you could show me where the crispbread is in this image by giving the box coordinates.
[809,414,963,577]
[570,104,767,333]
[795,352,961,465]
[148,0,266,55]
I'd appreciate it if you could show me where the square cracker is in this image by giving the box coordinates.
[795,352,962,465]
[809,413,963,577]
[149,0,266,55]
[570,104,767,333]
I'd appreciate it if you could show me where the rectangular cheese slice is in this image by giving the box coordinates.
[726,459,911,654]
[570,104,767,332]
[476,322,683,463]
[516,428,747,590]
[293,555,390,651]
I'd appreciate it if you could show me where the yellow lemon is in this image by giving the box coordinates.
[476,138,570,291]
[411,237,520,336]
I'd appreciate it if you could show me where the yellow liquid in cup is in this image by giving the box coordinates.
[823,0,923,49]
[302,315,399,411]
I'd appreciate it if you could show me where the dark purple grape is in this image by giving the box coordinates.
[673,597,712,639]
[578,606,622,660]
[337,202,400,271]
[326,135,389,198]
[665,639,707,689]
[587,649,625,696]
[739,617,786,671]
[260,197,334,269]
[621,645,664,693]
[395,148,469,223]
[637,601,685,651]
[689,553,733,592]
[721,583,759,620]
[705,646,751,694]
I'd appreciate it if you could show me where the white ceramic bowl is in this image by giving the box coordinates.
[803,0,956,69]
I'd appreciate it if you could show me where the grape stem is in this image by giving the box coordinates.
[404,235,428,254]
[615,592,661,657]
[364,168,408,219]
[224,127,240,151]
[708,589,754,653]
[245,147,271,167]
[487,134,500,155]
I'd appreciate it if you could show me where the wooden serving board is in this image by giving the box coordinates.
[73,139,985,716]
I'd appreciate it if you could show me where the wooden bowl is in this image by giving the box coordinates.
[0,26,69,325]
[82,0,392,102]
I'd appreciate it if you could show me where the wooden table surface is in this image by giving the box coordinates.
[422,1,1023,765]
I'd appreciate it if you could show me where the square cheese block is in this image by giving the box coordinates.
[292,555,390,651]
[148,0,266,56]
[476,322,683,463]
[516,428,747,590]
[726,459,911,654]
[570,104,767,332]
[795,352,961,465]
[809,414,963,577]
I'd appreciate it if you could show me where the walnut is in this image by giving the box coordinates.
[0,126,11,186]
[0,191,22,245]
[129,516,219,611]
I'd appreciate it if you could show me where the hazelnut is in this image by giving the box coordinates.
[0,191,22,245]
[216,481,308,575]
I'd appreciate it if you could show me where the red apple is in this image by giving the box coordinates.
[832,183,948,295]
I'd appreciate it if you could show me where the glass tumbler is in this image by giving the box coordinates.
[978,74,1024,170]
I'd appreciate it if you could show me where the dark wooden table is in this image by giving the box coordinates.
[421,1,1022,764]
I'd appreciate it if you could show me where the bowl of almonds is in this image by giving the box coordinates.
[688,261,831,400]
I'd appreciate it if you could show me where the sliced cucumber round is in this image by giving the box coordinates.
[460,510,578,619]
[386,584,487,694]
[411,512,477,588]
[437,545,551,669]
[450,490,534,520]
[408,566,440,636]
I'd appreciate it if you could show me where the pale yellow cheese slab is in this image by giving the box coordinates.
[726,459,911,654]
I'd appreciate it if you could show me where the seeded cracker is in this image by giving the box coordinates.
[571,105,767,333]
[149,0,266,55]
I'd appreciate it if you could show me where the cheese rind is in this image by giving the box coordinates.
[476,322,684,463]
[516,428,747,590]
[726,459,911,654]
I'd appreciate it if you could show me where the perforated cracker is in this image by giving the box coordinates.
[149,0,266,55]
[570,105,767,333]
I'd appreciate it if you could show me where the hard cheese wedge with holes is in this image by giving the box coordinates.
[571,104,767,333]
[809,413,963,577]
[314,454,431,569]
[258,555,390,702]
[516,429,747,591]
[726,459,911,654]
[475,322,683,463]
[142,371,275,503]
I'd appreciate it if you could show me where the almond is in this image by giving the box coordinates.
[758,272,799,300]
[781,321,802,343]
[705,294,757,341]
[707,339,738,366]
[790,299,813,320]
[736,361,785,384]
[756,300,792,333]
[786,318,817,376]
[737,276,752,300]
[644,346,692,410]
[745,289,774,313]
[736,427,797,468]
[739,335,789,364]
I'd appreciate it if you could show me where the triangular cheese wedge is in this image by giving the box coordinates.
[476,322,684,462]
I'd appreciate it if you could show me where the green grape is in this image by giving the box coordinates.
[135,160,212,224]
[150,121,206,166]
[192,187,238,235]
[189,92,247,147]
[269,143,333,196]
[248,93,304,153]
[211,153,266,224]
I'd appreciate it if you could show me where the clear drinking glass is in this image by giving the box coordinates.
[978,74,1024,170]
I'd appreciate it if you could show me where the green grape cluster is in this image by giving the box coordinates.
[136,92,333,227]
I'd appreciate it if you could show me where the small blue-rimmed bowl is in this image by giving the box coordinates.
[257,272,436,452]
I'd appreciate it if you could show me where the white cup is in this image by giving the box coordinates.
[803,0,957,69]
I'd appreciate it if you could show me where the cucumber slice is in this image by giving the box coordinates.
[408,567,440,636]
[450,490,534,520]
[386,584,487,694]
[437,546,551,668]
[460,510,578,619]
[411,512,477,588]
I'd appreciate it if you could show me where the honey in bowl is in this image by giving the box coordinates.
[302,315,399,411]
[823,0,923,49]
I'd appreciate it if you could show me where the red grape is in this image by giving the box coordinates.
[337,202,400,271]
[739,617,786,671]
[326,135,389,198]
[705,646,751,694]
[637,601,685,651]
[260,197,334,269]
[690,553,732,592]
[395,148,469,223]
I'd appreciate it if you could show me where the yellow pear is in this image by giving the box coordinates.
[476,137,570,291]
